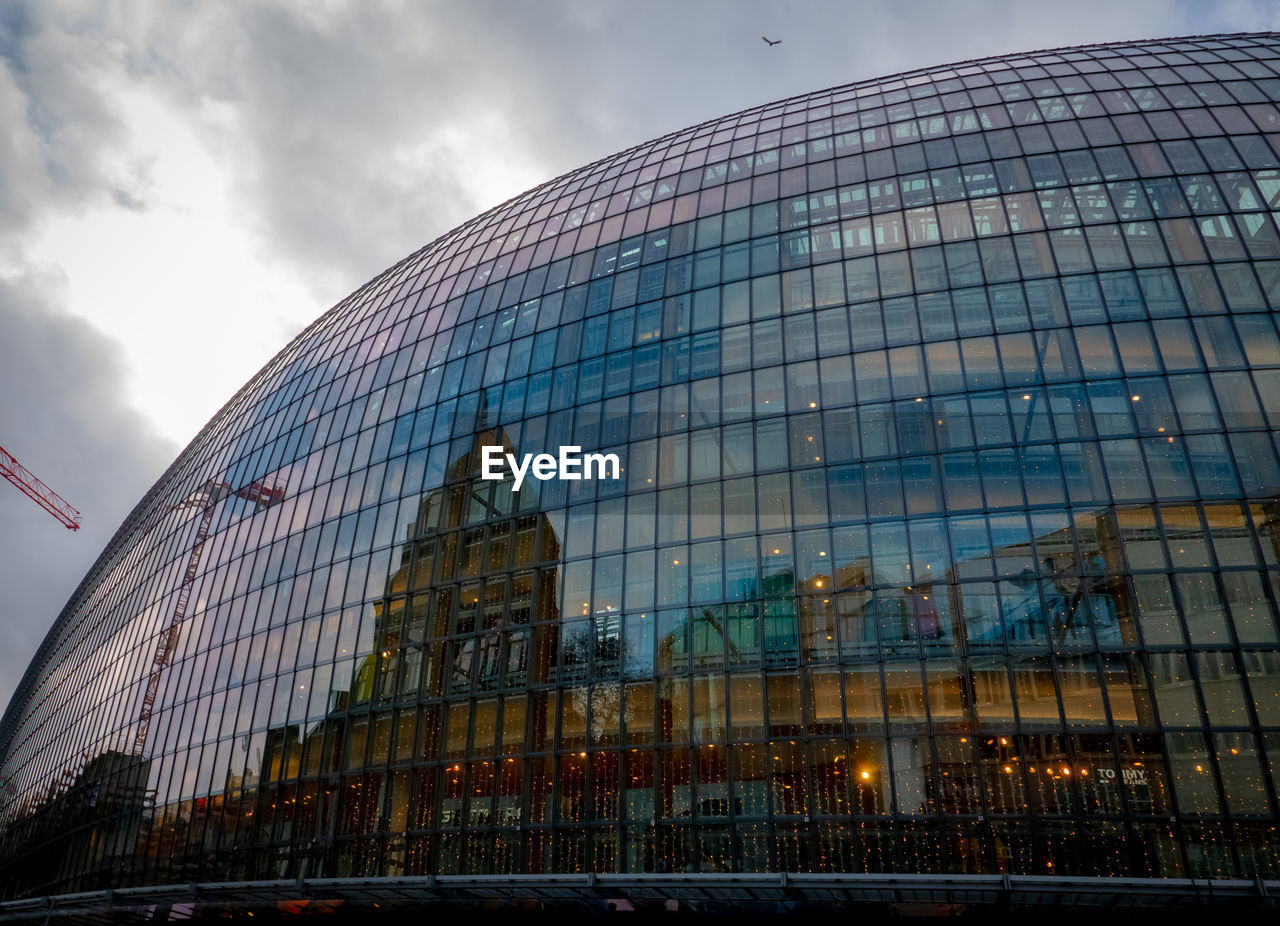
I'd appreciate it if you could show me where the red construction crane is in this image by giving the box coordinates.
[131,477,284,755]
[0,445,81,530]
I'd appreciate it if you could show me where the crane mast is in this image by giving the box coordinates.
[132,478,283,756]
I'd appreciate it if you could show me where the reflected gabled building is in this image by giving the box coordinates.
[236,415,567,879]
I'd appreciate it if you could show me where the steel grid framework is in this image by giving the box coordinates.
[0,873,1275,922]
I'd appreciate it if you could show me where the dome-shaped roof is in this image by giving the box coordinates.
[4,32,1280,910]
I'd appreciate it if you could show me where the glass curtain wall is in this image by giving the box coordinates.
[3,33,1280,895]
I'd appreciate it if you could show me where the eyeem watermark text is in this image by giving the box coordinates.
[480,446,621,491]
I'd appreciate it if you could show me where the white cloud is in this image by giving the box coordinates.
[23,81,317,443]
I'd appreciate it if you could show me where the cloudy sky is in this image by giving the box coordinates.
[1,0,1277,713]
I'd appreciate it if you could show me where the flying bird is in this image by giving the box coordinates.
[762,36,781,46]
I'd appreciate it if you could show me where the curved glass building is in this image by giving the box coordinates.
[4,32,1280,908]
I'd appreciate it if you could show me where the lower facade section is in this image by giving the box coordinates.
[1,872,1277,921]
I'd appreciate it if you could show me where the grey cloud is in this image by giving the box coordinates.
[6,0,1272,297]
[106,0,1226,299]
[0,270,176,713]
[0,52,56,249]
[0,5,136,249]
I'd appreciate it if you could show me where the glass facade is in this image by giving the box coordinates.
[3,33,1280,898]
